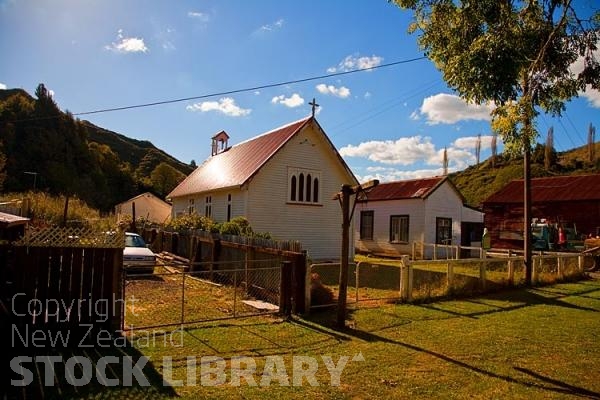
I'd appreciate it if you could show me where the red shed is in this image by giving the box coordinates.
[481,174,600,249]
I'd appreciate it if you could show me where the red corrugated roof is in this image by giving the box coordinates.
[359,176,446,201]
[483,174,600,204]
[168,117,312,198]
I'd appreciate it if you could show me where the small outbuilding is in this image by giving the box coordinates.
[115,192,172,225]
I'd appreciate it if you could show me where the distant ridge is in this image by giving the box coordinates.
[0,86,193,211]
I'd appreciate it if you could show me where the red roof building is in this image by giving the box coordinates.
[355,176,483,259]
[481,174,600,249]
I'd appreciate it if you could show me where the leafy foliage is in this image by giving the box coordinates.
[150,162,186,198]
[164,213,216,232]
[394,0,600,153]
[0,85,193,211]
[165,214,272,239]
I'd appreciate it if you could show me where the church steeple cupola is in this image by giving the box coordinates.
[211,131,230,156]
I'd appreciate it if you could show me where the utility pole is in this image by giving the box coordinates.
[334,179,379,328]
[24,171,38,191]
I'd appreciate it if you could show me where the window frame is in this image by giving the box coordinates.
[436,217,452,245]
[360,210,374,241]
[287,167,322,205]
[389,215,409,243]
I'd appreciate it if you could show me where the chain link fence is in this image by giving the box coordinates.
[123,259,282,331]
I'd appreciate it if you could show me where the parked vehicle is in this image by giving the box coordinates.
[123,232,156,273]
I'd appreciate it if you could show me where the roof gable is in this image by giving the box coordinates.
[359,176,450,202]
[483,174,600,204]
[118,192,170,207]
[168,117,314,198]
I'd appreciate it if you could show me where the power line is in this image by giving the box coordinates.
[73,56,428,117]
[329,79,442,139]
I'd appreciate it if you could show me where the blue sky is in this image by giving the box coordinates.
[1,0,599,183]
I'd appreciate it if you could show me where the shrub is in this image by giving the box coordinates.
[164,213,215,232]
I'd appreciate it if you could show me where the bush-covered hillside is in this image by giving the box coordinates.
[0,85,193,211]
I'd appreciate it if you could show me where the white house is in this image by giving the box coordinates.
[167,116,358,261]
[354,176,484,259]
[115,192,172,224]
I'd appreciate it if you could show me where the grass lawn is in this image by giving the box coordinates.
[7,275,598,399]
[131,276,600,399]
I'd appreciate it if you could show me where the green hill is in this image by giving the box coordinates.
[451,142,600,207]
[0,85,193,211]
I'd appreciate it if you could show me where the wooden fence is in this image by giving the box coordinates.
[3,227,124,346]
[140,228,308,314]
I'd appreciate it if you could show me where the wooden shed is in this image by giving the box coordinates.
[481,174,600,249]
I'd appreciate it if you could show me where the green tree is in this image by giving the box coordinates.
[150,162,185,197]
[393,0,599,285]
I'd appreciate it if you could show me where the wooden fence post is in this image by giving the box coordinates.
[532,256,538,284]
[304,258,312,315]
[412,242,416,260]
[557,256,563,280]
[279,261,292,317]
[578,254,584,274]
[507,258,514,286]
[400,255,412,301]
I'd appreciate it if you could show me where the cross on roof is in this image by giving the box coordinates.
[309,98,319,117]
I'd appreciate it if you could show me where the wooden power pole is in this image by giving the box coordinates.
[334,179,379,328]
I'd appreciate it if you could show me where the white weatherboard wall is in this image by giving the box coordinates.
[354,198,425,256]
[245,123,353,261]
[354,180,483,259]
[171,189,245,221]
[117,193,171,224]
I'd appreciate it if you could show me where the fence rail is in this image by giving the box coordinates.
[309,253,587,310]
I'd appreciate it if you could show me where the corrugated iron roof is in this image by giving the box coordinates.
[0,211,29,228]
[359,176,446,202]
[483,174,600,204]
[168,117,312,198]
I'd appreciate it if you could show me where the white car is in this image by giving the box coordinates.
[123,232,156,273]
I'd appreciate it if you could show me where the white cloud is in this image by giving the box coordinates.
[328,54,383,73]
[409,110,420,121]
[188,11,210,22]
[582,87,600,108]
[271,93,304,108]
[340,133,496,182]
[417,93,494,125]
[452,135,501,150]
[315,84,350,98]
[364,92,372,99]
[186,97,251,117]
[339,136,438,166]
[257,18,284,33]
[105,29,148,53]
[570,48,600,109]
[355,167,446,184]
[0,82,6,90]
